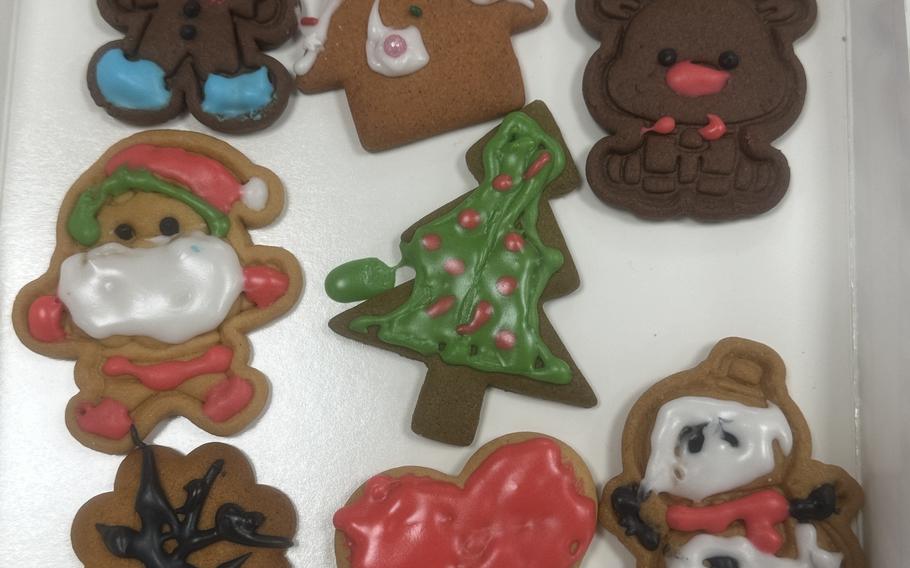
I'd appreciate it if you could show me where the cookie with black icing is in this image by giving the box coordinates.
[88,0,298,133]
[577,0,817,220]
[71,437,296,568]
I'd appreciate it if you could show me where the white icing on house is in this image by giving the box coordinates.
[471,0,535,9]
[365,0,429,77]
[640,396,793,501]
[666,524,843,568]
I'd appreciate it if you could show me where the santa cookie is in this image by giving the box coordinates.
[324,102,596,446]
[72,437,296,567]
[295,0,548,151]
[333,433,598,568]
[12,131,303,454]
[576,0,817,220]
[88,0,298,133]
[602,338,865,567]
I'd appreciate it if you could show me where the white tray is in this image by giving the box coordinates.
[0,0,906,565]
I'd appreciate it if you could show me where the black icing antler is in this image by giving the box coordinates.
[96,446,291,568]
[611,484,660,551]
[790,483,838,523]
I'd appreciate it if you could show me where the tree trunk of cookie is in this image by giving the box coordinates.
[410,369,488,446]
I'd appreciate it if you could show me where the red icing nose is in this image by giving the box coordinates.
[666,60,730,97]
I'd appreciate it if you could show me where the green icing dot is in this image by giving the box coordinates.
[341,112,572,384]
[408,4,423,17]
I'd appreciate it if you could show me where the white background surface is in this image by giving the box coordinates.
[0,0,903,565]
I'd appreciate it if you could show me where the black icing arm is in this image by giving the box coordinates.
[612,484,661,551]
[790,483,838,522]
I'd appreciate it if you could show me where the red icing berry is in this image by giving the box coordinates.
[421,234,442,251]
[504,232,524,252]
[456,301,494,335]
[523,152,552,180]
[496,276,518,296]
[495,330,517,350]
[301,16,319,26]
[492,174,513,191]
[444,258,465,275]
[458,209,481,230]
[426,296,456,318]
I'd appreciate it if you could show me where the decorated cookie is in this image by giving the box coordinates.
[576,0,817,220]
[72,436,296,567]
[88,0,298,133]
[324,102,596,445]
[12,131,303,454]
[601,338,866,567]
[295,0,548,151]
[333,433,598,568]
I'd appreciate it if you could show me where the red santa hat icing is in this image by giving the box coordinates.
[105,144,269,212]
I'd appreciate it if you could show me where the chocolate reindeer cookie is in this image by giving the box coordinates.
[89,0,298,133]
[577,0,817,220]
[72,438,296,567]
[602,338,866,567]
[295,0,548,151]
[12,131,303,454]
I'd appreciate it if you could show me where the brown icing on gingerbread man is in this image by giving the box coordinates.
[89,0,298,133]
[12,131,303,454]
[577,0,817,220]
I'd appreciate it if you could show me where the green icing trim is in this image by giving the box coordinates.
[67,167,230,246]
[332,111,572,384]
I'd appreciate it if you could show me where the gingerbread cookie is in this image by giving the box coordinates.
[333,433,598,568]
[88,0,298,133]
[577,0,817,220]
[72,436,296,567]
[295,0,548,151]
[324,102,596,446]
[12,131,303,454]
[601,338,866,567]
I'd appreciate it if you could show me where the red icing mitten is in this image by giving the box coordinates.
[28,295,66,342]
[243,266,289,308]
[76,398,133,440]
[333,437,597,568]
[202,376,253,422]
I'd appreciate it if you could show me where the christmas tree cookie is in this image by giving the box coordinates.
[325,102,596,445]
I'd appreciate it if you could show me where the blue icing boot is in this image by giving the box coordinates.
[95,49,171,110]
[202,67,275,120]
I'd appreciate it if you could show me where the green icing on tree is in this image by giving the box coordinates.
[326,112,571,384]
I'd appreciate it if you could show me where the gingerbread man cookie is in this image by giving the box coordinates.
[12,131,303,454]
[577,0,817,220]
[295,0,548,151]
[602,338,865,567]
[89,0,298,133]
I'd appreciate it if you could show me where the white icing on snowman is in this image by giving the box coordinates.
[471,0,535,9]
[365,0,429,77]
[295,0,345,76]
[641,396,793,501]
[667,524,843,568]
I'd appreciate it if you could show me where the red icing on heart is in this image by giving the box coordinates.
[333,438,596,568]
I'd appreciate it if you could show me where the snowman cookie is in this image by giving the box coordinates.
[12,131,303,454]
[602,338,865,567]
[295,0,549,151]
[88,0,299,133]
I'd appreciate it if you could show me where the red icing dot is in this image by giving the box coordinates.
[495,330,517,350]
[301,16,320,26]
[425,296,456,318]
[444,258,465,275]
[496,276,517,296]
[504,232,524,252]
[421,234,442,251]
[492,174,513,191]
[523,152,552,180]
[458,209,481,230]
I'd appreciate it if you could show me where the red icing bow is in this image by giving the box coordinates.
[666,489,791,554]
[333,438,596,568]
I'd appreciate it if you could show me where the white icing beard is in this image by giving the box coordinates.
[294,0,344,76]
[471,0,535,8]
[667,525,843,568]
[640,396,794,501]
[365,0,429,78]
[58,232,244,344]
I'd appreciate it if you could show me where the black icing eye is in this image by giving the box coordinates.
[679,423,708,454]
[721,430,740,447]
[159,217,180,236]
[719,50,740,70]
[706,558,740,568]
[114,223,135,241]
[657,48,678,67]
[409,4,423,17]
